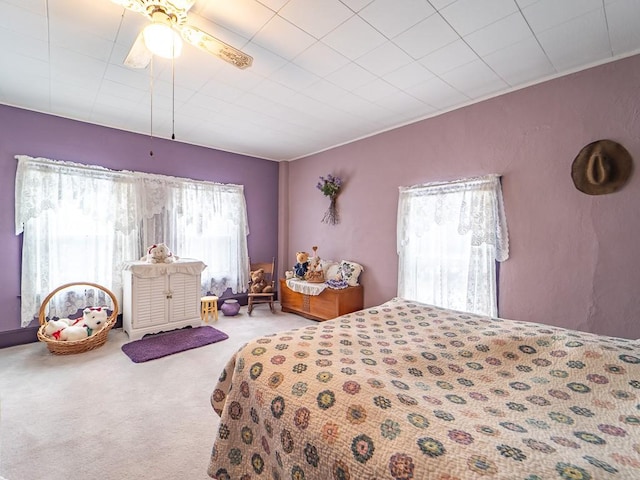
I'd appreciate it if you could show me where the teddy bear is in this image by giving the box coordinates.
[59,323,90,341]
[43,319,71,341]
[293,251,309,279]
[141,243,177,264]
[250,268,273,294]
[81,307,108,336]
[304,253,325,283]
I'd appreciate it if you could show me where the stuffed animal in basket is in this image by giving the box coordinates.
[293,251,309,279]
[141,243,177,264]
[250,268,273,294]
[43,319,71,341]
[59,324,89,341]
[82,307,108,336]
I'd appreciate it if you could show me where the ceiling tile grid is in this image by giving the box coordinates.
[0,0,638,161]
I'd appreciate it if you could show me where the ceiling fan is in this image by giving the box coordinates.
[110,0,253,69]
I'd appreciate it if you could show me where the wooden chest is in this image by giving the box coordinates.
[279,279,364,321]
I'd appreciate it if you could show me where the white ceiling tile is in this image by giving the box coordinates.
[0,2,47,40]
[112,10,148,50]
[418,39,479,75]
[522,0,602,33]
[383,62,435,90]
[352,78,399,102]
[256,0,289,12]
[279,0,354,38]
[325,62,378,90]
[515,0,540,8]
[483,36,555,86]
[373,89,428,115]
[49,48,107,87]
[251,15,317,60]
[356,42,414,76]
[288,93,344,121]
[250,77,297,103]
[104,63,154,91]
[198,79,246,103]
[51,0,122,40]
[405,76,468,110]
[49,26,116,63]
[333,91,391,118]
[428,0,457,9]
[198,0,276,39]
[2,0,46,15]
[234,92,278,114]
[303,79,350,103]
[359,0,435,38]
[240,42,289,76]
[322,15,388,60]
[270,62,321,91]
[143,79,195,105]
[98,79,146,103]
[340,0,376,12]
[440,0,519,36]
[464,12,533,57]
[537,9,611,72]
[606,0,640,55]
[393,13,459,59]
[441,59,509,98]
[293,42,351,77]
[0,26,48,62]
[1,0,639,160]
[170,50,224,90]
[0,73,50,107]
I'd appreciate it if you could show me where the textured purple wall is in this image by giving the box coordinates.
[284,54,640,339]
[0,105,278,341]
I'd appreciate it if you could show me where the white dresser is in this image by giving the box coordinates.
[122,259,206,340]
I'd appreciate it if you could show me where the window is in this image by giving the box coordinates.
[397,175,509,317]
[15,155,249,327]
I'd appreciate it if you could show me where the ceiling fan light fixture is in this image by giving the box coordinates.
[142,15,183,59]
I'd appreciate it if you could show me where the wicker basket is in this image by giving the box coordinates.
[37,282,119,355]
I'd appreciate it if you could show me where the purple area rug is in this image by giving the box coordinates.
[121,326,229,363]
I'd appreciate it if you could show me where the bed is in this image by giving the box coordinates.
[208,297,640,479]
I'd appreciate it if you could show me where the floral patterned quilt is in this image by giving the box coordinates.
[208,298,640,480]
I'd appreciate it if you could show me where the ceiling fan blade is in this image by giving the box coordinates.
[179,25,253,69]
[109,0,146,14]
[124,31,153,69]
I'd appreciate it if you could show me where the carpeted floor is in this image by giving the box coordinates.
[0,304,315,480]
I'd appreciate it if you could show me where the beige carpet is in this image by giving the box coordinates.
[0,304,315,480]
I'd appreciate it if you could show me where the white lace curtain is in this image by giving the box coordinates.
[397,174,509,317]
[15,155,249,327]
[134,172,250,297]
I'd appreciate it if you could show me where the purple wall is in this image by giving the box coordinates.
[284,54,640,340]
[0,105,279,343]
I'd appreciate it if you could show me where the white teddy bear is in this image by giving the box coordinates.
[59,324,89,341]
[141,243,178,264]
[44,307,108,342]
[82,307,108,336]
[43,319,71,341]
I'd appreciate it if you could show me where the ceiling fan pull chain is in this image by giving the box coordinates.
[172,53,176,141]
[149,55,154,156]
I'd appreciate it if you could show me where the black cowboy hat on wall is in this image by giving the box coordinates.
[571,139,633,195]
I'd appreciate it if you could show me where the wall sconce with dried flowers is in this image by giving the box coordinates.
[316,174,342,225]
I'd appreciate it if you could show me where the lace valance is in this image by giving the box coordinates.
[398,174,509,262]
[15,155,247,235]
